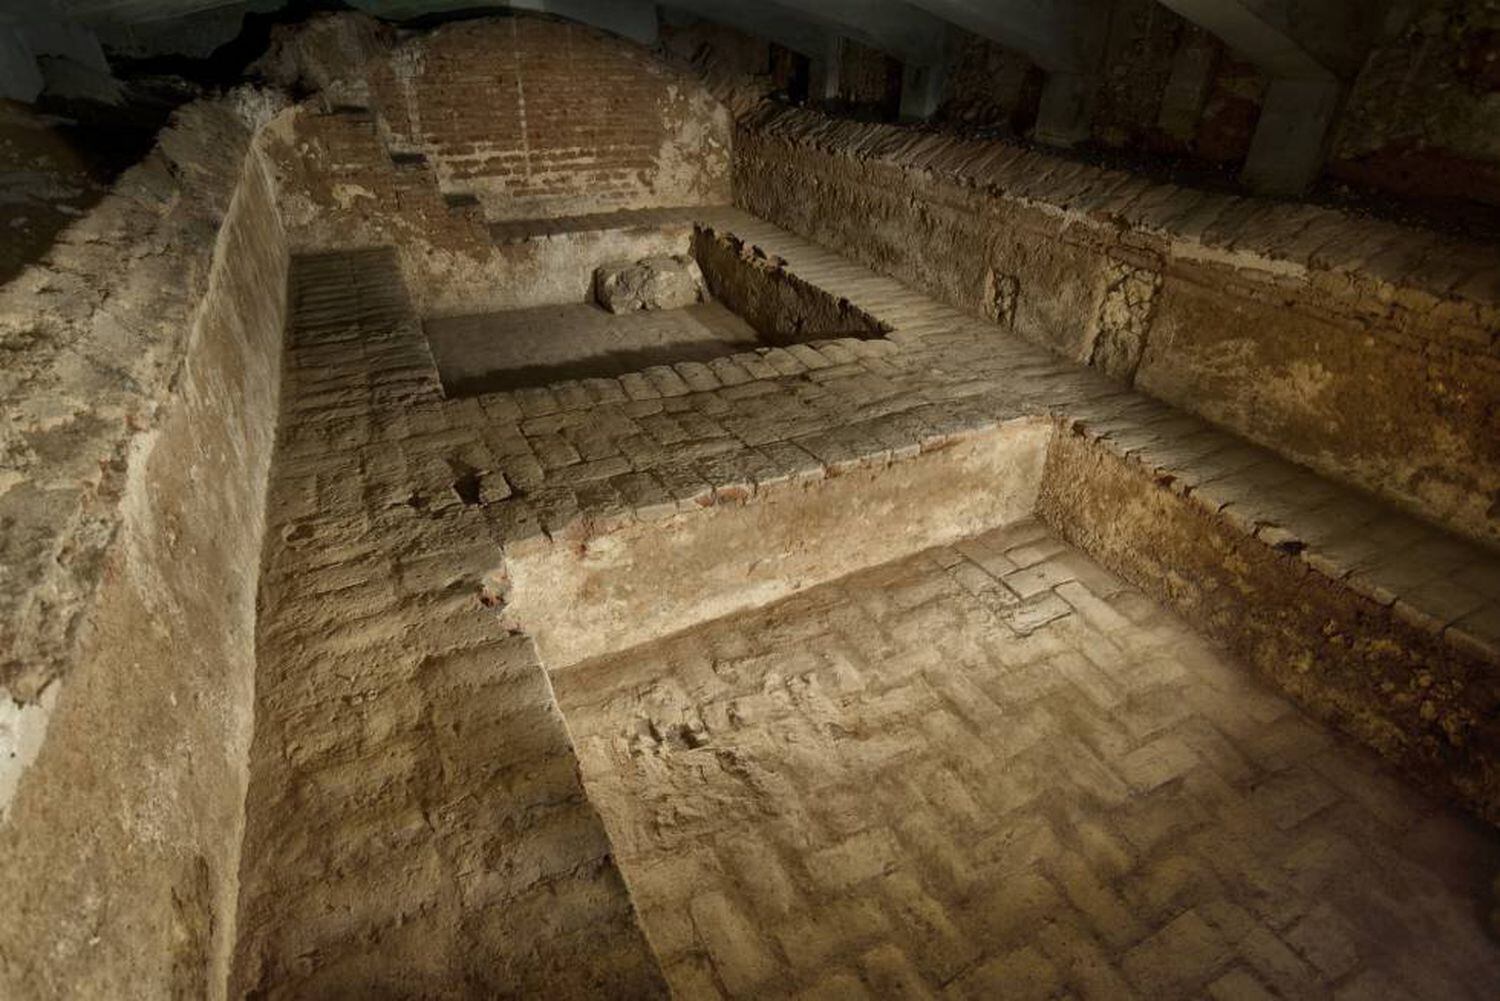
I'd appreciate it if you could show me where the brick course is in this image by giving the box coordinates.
[353,16,728,220]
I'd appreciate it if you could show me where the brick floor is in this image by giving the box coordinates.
[555,519,1500,1000]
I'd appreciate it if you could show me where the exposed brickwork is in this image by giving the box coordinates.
[734,107,1500,548]
[1040,424,1500,817]
[269,16,731,314]
[14,12,1500,997]
[289,15,729,222]
[220,204,1500,828]
[369,18,706,213]
[225,208,1500,994]
[556,522,1500,999]
[708,211,1500,821]
[229,250,666,997]
[692,225,888,345]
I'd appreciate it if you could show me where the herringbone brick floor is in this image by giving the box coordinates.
[555,518,1500,1000]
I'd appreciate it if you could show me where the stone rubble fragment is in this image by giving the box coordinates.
[593,254,706,313]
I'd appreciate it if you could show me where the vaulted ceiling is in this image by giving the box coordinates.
[2,0,1403,194]
[10,0,1381,83]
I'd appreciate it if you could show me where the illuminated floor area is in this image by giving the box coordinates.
[557,520,1500,1000]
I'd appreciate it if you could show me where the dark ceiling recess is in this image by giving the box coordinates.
[107,0,355,91]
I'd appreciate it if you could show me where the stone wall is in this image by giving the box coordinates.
[270,14,733,316]
[938,1,1263,162]
[734,107,1500,549]
[0,95,289,998]
[1333,0,1500,213]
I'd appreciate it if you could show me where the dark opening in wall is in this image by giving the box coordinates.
[769,42,810,104]
[836,39,902,122]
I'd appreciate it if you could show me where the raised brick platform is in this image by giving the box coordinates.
[735,108,1500,550]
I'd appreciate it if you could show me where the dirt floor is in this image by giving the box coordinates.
[424,300,761,395]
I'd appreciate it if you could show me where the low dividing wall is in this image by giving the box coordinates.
[0,97,289,998]
[504,419,1050,671]
[693,225,888,345]
[735,107,1500,550]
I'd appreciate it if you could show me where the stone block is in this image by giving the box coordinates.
[593,254,705,313]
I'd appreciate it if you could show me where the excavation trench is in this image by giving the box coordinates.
[229,223,1500,999]
[493,417,1062,996]
[16,12,1500,998]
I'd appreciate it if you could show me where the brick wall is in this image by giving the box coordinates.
[272,15,732,314]
[734,107,1500,550]
[366,16,731,221]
